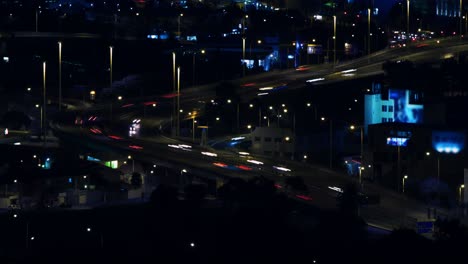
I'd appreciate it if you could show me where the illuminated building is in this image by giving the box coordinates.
[364,88,424,134]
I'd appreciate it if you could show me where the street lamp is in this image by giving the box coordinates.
[403,175,408,193]
[172,52,176,135]
[192,49,205,86]
[128,155,134,173]
[460,0,463,37]
[407,0,410,34]
[333,15,336,66]
[359,166,365,188]
[109,46,113,89]
[368,8,371,55]
[249,103,262,126]
[58,42,62,112]
[42,61,46,145]
[459,184,465,205]
[178,13,183,38]
[350,125,364,171]
[177,66,181,136]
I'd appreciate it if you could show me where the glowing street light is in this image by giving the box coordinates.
[403,175,408,193]
[127,155,134,173]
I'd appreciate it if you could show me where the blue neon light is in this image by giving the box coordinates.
[387,137,409,147]
[432,131,465,154]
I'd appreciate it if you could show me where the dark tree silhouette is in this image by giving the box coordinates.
[149,184,178,209]
[184,184,207,206]
[1,111,31,130]
[130,172,142,187]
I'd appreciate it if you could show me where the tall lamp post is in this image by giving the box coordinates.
[58,42,62,112]
[172,52,176,135]
[128,155,135,173]
[109,46,114,121]
[109,46,113,89]
[333,15,336,66]
[42,62,46,144]
[177,66,181,137]
[403,175,408,193]
[350,125,364,186]
[426,151,441,196]
[460,0,464,36]
[407,0,410,34]
[368,8,371,55]
[178,13,183,38]
[249,103,262,127]
[192,49,205,86]
[459,184,465,205]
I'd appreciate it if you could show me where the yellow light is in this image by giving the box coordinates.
[201,49,205,54]
[128,155,132,159]
[90,90,96,95]
[350,125,355,130]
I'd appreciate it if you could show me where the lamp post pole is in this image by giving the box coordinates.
[460,0,463,37]
[109,46,113,121]
[58,42,62,112]
[403,176,407,193]
[178,13,183,38]
[368,8,371,55]
[459,184,465,205]
[333,15,336,66]
[192,117,196,142]
[110,46,113,89]
[42,62,46,144]
[407,0,410,34]
[177,66,181,137]
[172,52,176,135]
